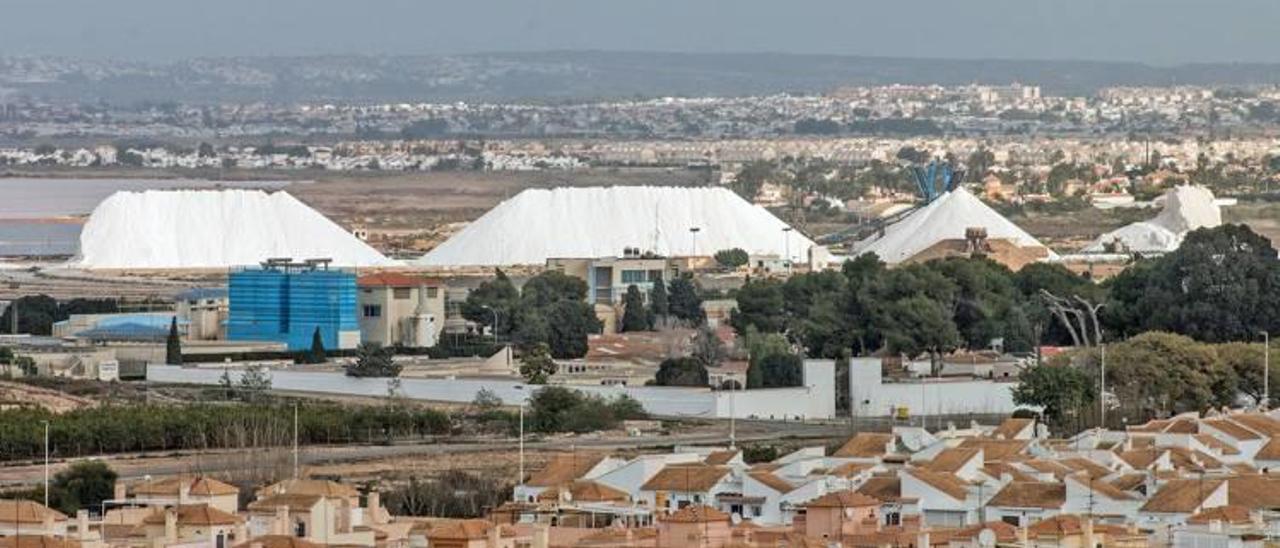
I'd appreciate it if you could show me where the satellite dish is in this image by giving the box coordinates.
[977,529,997,547]
[730,513,742,525]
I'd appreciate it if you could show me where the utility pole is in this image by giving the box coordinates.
[1099,343,1107,429]
[729,381,736,449]
[292,403,299,479]
[514,384,525,502]
[43,420,49,508]
[783,227,793,274]
[1264,331,1271,410]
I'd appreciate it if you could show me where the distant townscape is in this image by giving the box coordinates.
[2,51,1280,548]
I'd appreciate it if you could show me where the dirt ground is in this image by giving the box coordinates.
[286,168,711,254]
[0,380,96,412]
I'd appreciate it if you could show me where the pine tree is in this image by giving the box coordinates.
[648,279,669,324]
[165,317,183,365]
[309,327,327,364]
[667,276,705,325]
[620,285,650,332]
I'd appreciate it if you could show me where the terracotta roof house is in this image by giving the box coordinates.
[1140,478,1228,523]
[833,433,895,460]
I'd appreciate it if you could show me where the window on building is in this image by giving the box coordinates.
[393,288,411,300]
[216,533,226,548]
[294,521,306,538]
[426,287,439,298]
[620,270,647,284]
[363,304,382,318]
[751,506,762,517]
[1002,515,1020,527]
[885,511,901,526]
[693,494,702,503]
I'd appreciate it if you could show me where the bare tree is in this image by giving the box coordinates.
[1040,290,1104,347]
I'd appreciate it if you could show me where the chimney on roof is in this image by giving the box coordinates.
[273,506,289,536]
[532,523,550,548]
[965,227,989,256]
[114,483,127,502]
[164,507,178,543]
[367,491,383,525]
[76,510,90,541]
[487,523,501,546]
[179,479,191,504]
[42,509,56,534]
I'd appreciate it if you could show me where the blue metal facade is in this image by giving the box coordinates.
[226,263,357,350]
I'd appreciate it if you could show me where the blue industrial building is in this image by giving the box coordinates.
[226,259,360,351]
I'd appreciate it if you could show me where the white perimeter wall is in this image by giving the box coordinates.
[147,360,836,420]
[848,358,1022,418]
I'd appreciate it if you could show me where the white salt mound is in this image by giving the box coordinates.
[76,189,397,269]
[416,186,814,266]
[1083,185,1221,254]
[852,186,1056,264]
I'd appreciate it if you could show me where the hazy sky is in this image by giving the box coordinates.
[2,0,1276,65]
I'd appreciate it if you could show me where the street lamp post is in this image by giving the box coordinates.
[1263,331,1271,410]
[782,227,793,274]
[689,227,701,257]
[1099,343,1107,429]
[481,305,499,345]
[43,420,49,508]
[513,385,526,502]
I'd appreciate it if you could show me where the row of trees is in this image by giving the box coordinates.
[619,275,706,334]
[0,296,121,336]
[0,403,451,462]
[1015,332,1277,431]
[724,224,1279,363]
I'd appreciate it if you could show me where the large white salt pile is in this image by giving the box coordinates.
[851,186,1055,264]
[1083,185,1222,254]
[416,186,814,266]
[76,189,397,269]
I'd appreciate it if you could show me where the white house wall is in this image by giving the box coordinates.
[849,359,1023,418]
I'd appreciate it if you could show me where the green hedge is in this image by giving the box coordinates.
[0,403,450,462]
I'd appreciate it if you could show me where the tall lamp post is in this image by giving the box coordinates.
[1263,331,1271,410]
[481,305,499,345]
[782,227,793,274]
[513,385,526,502]
[43,420,49,507]
[689,227,701,257]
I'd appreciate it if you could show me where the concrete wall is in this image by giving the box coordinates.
[147,362,837,420]
[848,358,1022,418]
[712,360,834,421]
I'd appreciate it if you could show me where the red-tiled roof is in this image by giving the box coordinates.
[833,433,893,458]
[804,491,880,509]
[661,505,730,523]
[986,481,1065,509]
[641,464,730,492]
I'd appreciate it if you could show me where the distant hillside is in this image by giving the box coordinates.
[5,51,1280,104]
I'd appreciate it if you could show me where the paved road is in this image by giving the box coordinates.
[0,420,853,487]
